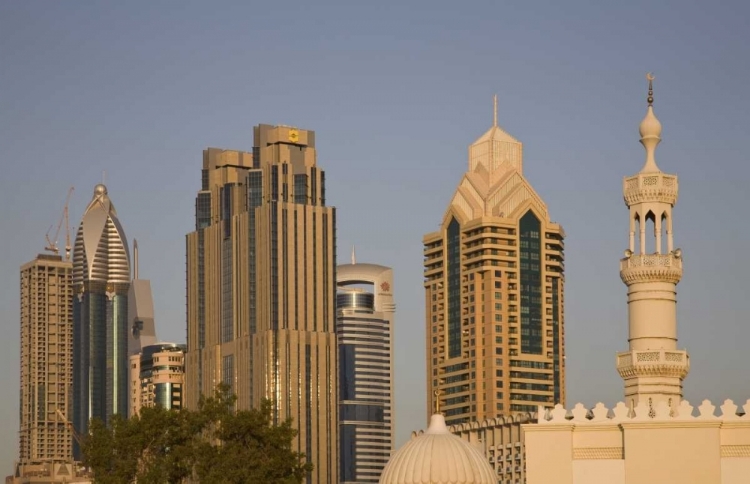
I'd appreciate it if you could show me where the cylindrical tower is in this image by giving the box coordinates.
[616,75,689,414]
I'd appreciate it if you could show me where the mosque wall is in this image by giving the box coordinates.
[524,399,750,484]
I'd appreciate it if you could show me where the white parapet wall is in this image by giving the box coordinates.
[523,399,750,484]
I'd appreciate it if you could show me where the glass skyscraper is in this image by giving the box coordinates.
[72,184,130,453]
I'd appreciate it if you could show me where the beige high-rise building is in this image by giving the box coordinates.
[424,97,565,426]
[129,343,185,417]
[18,254,74,464]
[185,124,337,484]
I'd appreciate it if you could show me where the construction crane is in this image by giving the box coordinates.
[55,408,84,447]
[45,187,74,260]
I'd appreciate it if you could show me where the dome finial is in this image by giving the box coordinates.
[434,389,441,414]
[639,73,662,172]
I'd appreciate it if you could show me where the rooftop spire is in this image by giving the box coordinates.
[133,239,139,280]
[639,72,662,173]
[351,244,356,265]
[493,94,498,127]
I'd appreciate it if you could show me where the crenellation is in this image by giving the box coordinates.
[699,399,718,419]
[536,398,750,425]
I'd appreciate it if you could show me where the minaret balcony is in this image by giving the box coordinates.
[616,349,690,380]
[620,253,682,285]
[623,172,678,206]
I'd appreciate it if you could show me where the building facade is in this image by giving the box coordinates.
[129,343,185,417]
[424,98,565,426]
[72,184,131,446]
[185,125,338,484]
[126,239,157,357]
[337,260,395,483]
[18,254,74,464]
[523,77,750,484]
[412,412,535,483]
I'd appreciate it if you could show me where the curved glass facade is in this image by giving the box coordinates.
[72,186,131,457]
[137,343,186,411]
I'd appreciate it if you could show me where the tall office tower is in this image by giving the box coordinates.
[72,184,131,445]
[423,97,565,426]
[616,76,688,412]
[18,254,74,464]
[336,256,395,484]
[127,239,157,356]
[129,343,185,417]
[185,124,338,484]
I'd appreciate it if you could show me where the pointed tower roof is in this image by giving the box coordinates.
[472,94,520,145]
[468,95,523,176]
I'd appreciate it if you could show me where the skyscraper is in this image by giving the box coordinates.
[185,124,338,484]
[336,256,395,483]
[72,184,131,444]
[424,97,565,426]
[19,254,74,464]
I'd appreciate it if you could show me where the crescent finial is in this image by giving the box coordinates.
[646,72,655,106]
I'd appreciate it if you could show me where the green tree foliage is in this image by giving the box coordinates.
[80,384,312,484]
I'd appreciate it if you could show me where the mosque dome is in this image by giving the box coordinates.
[379,413,496,484]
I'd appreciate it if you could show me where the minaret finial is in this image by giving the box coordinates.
[493,94,498,127]
[434,389,441,414]
[351,245,356,265]
[639,72,662,173]
[646,72,655,106]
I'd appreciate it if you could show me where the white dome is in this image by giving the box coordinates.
[379,414,496,484]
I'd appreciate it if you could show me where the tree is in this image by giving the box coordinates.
[192,385,312,484]
[80,384,312,484]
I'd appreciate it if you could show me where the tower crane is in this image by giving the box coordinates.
[55,408,84,447]
[45,187,74,260]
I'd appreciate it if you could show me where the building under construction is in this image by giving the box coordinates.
[11,188,93,484]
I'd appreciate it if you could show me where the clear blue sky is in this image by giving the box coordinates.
[2,0,749,471]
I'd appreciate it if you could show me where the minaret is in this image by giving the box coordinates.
[616,74,689,414]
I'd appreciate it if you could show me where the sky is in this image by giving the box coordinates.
[2,0,750,471]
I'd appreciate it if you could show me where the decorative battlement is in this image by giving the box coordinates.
[620,252,682,285]
[616,349,689,379]
[623,172,678,206]
[537,398,750,425]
